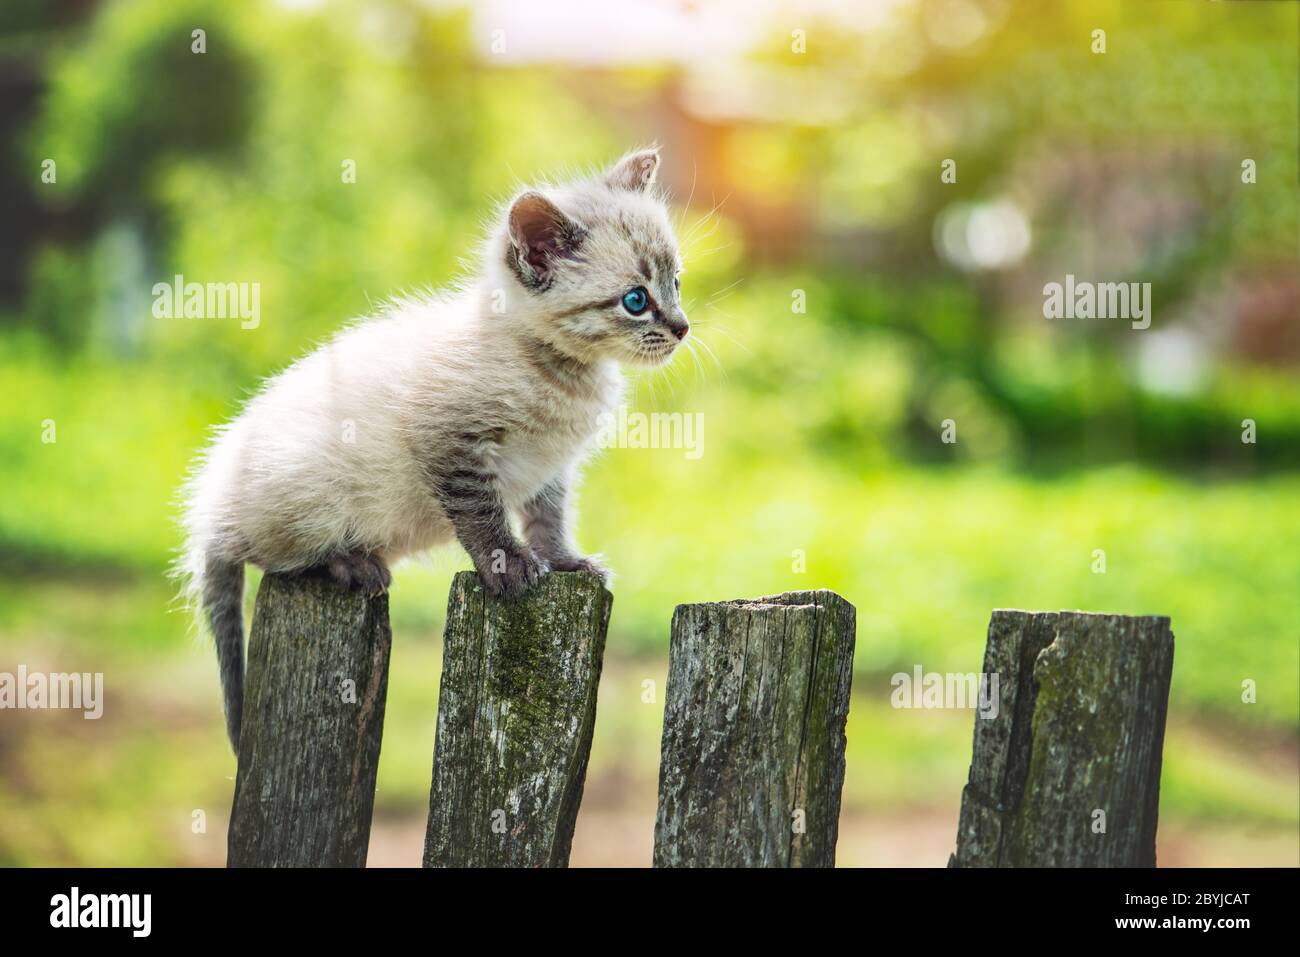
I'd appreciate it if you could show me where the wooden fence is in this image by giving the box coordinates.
[226,572,1174,868]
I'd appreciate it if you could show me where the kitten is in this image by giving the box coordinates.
[177,148,687,750]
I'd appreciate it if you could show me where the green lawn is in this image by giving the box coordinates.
[3,339,1297,727]
[2,315,1297,867]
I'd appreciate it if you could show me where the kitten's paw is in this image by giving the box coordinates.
[548,553,612,586]
[321,550,392,597]
[477,548,550,598]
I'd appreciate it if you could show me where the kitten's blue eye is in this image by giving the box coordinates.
[621,286,649,316]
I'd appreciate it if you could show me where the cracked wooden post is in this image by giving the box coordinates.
[423,571,612,868]
[653,591,856,867]
[227,573,392,867]
[950,610,1174,868]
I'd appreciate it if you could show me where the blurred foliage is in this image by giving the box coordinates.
[0,0,1296,865]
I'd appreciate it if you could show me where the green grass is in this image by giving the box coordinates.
[2,289,1296,866]
[582,456,1300,727]
[2,337,1297,728]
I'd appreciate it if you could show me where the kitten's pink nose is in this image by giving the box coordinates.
[667,311,689,340]
[672,323,689,341]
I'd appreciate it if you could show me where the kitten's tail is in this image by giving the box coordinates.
[201,554,246,753]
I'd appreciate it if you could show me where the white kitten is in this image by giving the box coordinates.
[177,148,688,749]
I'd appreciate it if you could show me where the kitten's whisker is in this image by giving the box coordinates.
[682,209,714,244]
[696,192,732,227]
[691,241,735,261]
[698,325,748,351]
[674,159,700,232]
[683,192,731,244]
[704,277,744,304]
[656,363,678,401]
[687,214,724,247]
[635,368,655,407]
[702,302,742,323]
[696,312,751,356]
[643,357,664,407]
[682,337,709,385]
[659,358,682,394]
[688,332,727,379]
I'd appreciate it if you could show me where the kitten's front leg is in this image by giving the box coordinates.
[520,478,611,586]
[429,450,548,597]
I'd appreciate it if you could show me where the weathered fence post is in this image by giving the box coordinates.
[228,573,392,867]
[423,571,612,867]
[950,610,1174,868]
[653,591,856,867]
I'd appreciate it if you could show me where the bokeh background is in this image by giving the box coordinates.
[1,0,1297,866]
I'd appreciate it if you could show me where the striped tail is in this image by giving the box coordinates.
[202,555,246,752]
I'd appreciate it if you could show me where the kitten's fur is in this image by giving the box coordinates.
[178,149,687,750]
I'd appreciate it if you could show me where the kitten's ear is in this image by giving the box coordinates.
[605,148,660,192]
[507,191,584,286]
